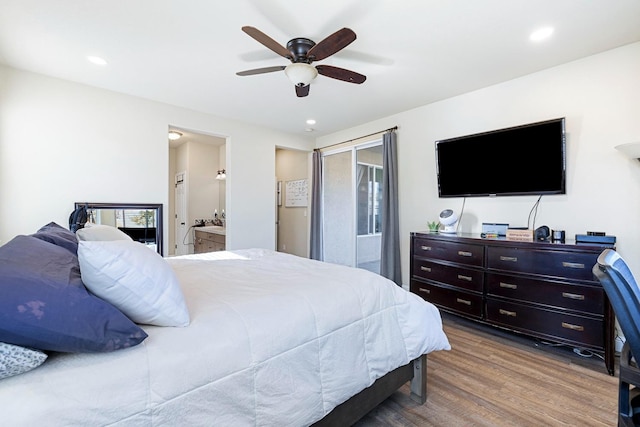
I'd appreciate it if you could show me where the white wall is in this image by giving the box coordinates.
[317,42,640,287]
[0,65,314,252]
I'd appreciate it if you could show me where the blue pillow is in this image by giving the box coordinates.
[0,235,147,353]
[31,222,79,254]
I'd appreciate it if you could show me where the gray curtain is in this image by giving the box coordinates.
[380,131,401,285]
[309,150,323,260]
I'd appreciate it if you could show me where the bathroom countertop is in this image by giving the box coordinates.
[196,226,226,236]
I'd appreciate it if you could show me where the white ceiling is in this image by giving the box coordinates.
[1,0,640,137]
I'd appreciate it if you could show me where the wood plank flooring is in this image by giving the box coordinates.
[354,315,618,426]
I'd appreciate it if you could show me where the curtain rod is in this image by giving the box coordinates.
[315,126,397,152]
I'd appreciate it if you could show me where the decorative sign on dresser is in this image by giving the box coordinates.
[410,231,615,375]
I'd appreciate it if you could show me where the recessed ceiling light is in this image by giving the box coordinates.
[86,55,108,66]
[529,27,554,42]
[168,131,183,140]
[306,119,316,125]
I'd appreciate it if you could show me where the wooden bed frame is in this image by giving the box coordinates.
[312,354,428,426]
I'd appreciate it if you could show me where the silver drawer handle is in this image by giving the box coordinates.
[562,292,585,301]
[456,298,471,306]
[562,261,585,269]
[420,266,431,272]
[562,322,584,332]
[457,274,472,281]
[499,282,518,289]
[420,245,432,251]
[499,308,517,317]
[419,287,431,294]
[500,256,518,262]
[458,251,472,257]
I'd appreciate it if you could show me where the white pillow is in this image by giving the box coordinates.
[78,240,190,327]
[76,224,133,242]
[0,342,48,379]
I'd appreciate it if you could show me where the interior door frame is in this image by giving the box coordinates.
[174,171,188,255]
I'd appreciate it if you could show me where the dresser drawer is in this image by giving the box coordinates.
[194,230,226,253]
[195,230,225,244]
[413,238,484,267]
[486,299,604,349]
[412,259,483,292]
[486,246,599,282]
[486,273,604,315]
[412,281,483,319]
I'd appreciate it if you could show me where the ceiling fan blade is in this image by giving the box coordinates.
[236,65,286,76]
[316,65,366,84]
[241,26,292,60]
[307,28,356,61]
[295,85,310,97]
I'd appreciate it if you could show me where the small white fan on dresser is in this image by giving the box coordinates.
[439,209,459,233]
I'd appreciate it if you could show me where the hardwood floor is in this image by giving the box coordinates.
[355,314,618,426]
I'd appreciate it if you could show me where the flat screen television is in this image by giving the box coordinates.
[435,118,566,198]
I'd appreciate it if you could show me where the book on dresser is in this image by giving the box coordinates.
[409,231,615,375]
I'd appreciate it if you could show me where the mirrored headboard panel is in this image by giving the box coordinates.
[75,202,164,255]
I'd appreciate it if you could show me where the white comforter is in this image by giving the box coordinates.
[0,249,450,426]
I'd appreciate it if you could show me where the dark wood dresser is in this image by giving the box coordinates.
[410,231,615,374]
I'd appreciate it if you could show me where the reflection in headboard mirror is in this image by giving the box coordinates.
[75,202,163,255]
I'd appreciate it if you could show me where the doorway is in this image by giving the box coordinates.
[168,126,226,256]
[275,147,310,257]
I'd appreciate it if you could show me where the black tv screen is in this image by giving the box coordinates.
[436,118,566,198]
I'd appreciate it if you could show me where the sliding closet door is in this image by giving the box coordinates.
[355,144,383,273]
[322,149,355,267]
[321,141,383,271]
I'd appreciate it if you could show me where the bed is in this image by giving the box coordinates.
[0,223,450,426]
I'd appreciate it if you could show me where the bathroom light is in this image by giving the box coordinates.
[284,63,318,87]
[168,131,182,140]
[306,119,316,125]
[216,169,226,180]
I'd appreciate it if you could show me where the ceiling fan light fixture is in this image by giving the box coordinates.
[285,63,318,86]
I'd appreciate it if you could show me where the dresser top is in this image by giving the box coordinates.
[196,226,226,236]
[411,231,613,253]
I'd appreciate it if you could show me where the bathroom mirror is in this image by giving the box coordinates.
[74,202,163,255]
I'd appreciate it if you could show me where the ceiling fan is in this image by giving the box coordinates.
[236,26,367,97]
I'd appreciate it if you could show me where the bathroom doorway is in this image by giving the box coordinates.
[168,126,226,256]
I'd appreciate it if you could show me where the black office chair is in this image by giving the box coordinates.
[593,249,640,426]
